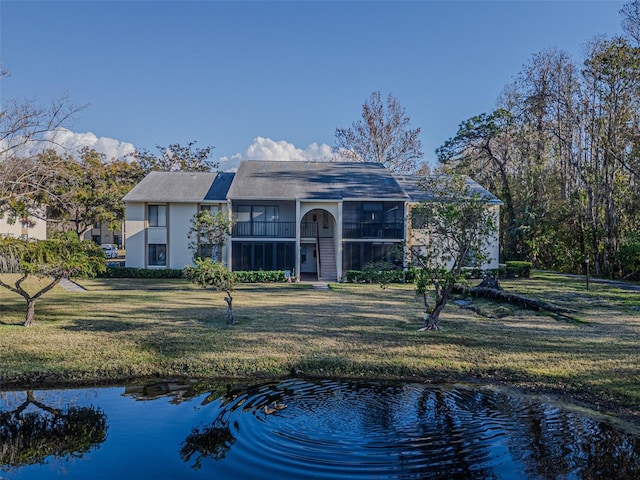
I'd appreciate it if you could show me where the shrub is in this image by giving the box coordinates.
[98,267,184,279]
[234,270,287,283]
[343,268,417,284]
[504,261,532,278]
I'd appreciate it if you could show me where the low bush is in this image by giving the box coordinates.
[343,268,418,284]
[504,261,532,278]
[234,270,287,283]
[99,267,184,279]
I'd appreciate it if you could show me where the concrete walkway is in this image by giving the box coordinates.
[58,278,87,292]
[549,272,640,292]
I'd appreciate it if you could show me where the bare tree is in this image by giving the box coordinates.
[0,96,85,219]
[621,0,640,45]
[0,96,85,161]
[334,91,423,174]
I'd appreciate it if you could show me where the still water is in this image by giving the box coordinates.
[2,378,640,479]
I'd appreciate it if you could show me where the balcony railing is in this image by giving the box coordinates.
[231,221,403,239]
[342,222,404,239]
[232,221,295,238]
[300,222,318,238]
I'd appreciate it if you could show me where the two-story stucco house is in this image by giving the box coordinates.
[0,211,47,240]
[123,160,502,281]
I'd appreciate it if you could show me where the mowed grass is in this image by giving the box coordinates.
[0,272,639,420]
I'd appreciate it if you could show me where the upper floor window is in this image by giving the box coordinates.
[234,205,279,222]
[200,205,221,213]
[148,205,167,227]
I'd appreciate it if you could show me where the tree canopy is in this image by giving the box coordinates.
[132,141,217,174]
[0,236,106,326]
[437,29,640,278]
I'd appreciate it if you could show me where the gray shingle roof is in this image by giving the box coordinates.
[227,160,409,200]
[395,175,503,205]
[123,171,233,203]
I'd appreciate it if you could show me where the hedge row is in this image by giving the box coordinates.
[99,262,532,283]
[343,269,418,284]
[233,270,288,283]
[100,266,289,283]
[343,261,532,284]
[98,267,184,279]
[464,261,532,279]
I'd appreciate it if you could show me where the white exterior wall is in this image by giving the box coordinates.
[124,203,146,268]
[125,201,230,270]
[485,205,501,269]
[168,203,197,269]
[0,214,47,240]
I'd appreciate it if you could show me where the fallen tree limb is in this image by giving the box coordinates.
[453,281,580,322]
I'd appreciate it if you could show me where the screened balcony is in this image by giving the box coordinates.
[342,222,404,239]
[232,221,296,238]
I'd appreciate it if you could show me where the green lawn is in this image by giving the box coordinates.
[1,272,639,422]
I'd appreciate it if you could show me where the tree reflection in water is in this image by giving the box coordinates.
[0,391,107,471]
[170,379,640,479]
[3,380,639,479]
[180,418,238,468]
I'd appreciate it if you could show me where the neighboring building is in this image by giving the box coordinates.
[123,161,502,281]
[83,223,124,249]
[0,212,47,240]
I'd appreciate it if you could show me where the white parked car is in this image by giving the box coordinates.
[101,244,119,258]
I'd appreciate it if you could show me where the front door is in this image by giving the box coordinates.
[299,243,317,273]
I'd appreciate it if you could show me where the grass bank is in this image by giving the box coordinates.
[1,272,639,422]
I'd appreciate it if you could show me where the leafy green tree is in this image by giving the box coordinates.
[410,176,498,330]
[436,109,519,259]
[0,236,106,326]
[40,148,143,240]
[618,233,640,279]
[184,258,236,325]
[187,210,233,262]
[334,91,423,174]
[132,141,217,174]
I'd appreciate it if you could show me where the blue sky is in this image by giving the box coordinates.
[0,1,626,170]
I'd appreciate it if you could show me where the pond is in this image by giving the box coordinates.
[2,378,640,479]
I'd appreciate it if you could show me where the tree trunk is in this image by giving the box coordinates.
[22,299,37,327]
[225,291,234,325]
[419,287,451,331]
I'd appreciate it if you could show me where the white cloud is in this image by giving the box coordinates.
[42,128,136,160]
[219,137,338,171]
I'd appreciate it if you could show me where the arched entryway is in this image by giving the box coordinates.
[299,208,338,281]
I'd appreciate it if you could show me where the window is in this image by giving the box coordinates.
[200,205,221,213]
[232,241,294,271]
[148,205,167,227]
[148,244,166,266]
[233,205,280,236]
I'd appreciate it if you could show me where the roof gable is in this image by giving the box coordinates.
[123,171,233,203]
[395,175,503,205]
